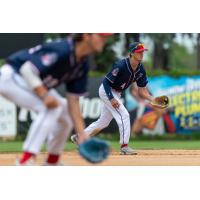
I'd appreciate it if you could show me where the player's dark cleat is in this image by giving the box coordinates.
[70,134,79,146]
[120,146,137,155]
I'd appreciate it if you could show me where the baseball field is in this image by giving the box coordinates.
[1,140,200,166]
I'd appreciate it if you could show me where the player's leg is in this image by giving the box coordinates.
[17,96,64,165]
[104,101,131,146]
[0,65,48,164]
[71,88,113,145]
[0,64,44,112]
[46,98,73,165]
[84,103,113,136]
[99,84,137,155]
[45,121,73,165]
[22,90,65,155]
[0,65,65,164]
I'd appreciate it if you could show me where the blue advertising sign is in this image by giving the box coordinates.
[126,76,200,135]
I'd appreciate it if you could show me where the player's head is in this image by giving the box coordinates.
[128,42,148,62]
[91,33,113,53]
[74,33,113,53]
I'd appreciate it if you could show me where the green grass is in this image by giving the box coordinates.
[107,141,200,150]
[1,140,200,153]
[0,141,76,153]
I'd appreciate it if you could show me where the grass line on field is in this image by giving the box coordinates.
[1,140,200,153]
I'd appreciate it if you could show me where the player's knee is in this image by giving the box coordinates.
[34,104,46,113]
[101,122,110,129]
[97,118,111,128]
[115,113,129,126]
[49,104,65,121]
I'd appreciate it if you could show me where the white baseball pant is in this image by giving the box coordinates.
[84,84,130,145]
[0,64,73,154]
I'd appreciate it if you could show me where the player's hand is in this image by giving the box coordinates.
[34,85,59,108]
[43,95,59,109]
[110,98,120,109]
[77,132,89,144]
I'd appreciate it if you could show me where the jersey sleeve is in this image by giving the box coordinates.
[26,41,69,74]
[102,78,114,100]
[136,65,148,87]
[27,50,60,74]
[105,63,121,84]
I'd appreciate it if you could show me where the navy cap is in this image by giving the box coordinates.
[128,42,148,53]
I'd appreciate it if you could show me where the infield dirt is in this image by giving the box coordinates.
[1,150,200,166]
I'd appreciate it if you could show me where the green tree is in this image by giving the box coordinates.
[145,33,175,70]
[123,33,140,55]
[196,33,200,69]
[170,42,196,70]
[94,34,120,72]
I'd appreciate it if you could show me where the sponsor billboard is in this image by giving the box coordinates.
[126,76,200,135]
[0,96,17,137]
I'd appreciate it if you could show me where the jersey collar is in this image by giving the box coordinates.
[126,57,140,73]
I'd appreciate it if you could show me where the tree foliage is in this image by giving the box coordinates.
[43,33,199,75]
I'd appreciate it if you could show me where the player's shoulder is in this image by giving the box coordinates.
[138,62,146,72]
[43,38,73,55]
[112,58,127,69]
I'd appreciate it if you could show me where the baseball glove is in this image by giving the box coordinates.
[150,95,169,109]
[79,137,110,163]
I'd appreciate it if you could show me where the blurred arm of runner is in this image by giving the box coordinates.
[67,94,88,144]
[34,86,59,108]
[20,61,59,108]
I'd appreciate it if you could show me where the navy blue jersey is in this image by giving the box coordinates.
[103,58,148,100]
[6,38,89,95]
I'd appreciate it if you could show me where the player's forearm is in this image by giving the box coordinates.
[67,94,85,134]
[131,85,143,102]
[103,78,114,100]
[19,61,49,98]
[34,85,49,99]
[138,87,154,102]
[19,61,43,89]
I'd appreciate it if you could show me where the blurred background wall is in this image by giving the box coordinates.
[0,33,44,58]
[1,33,200,139]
